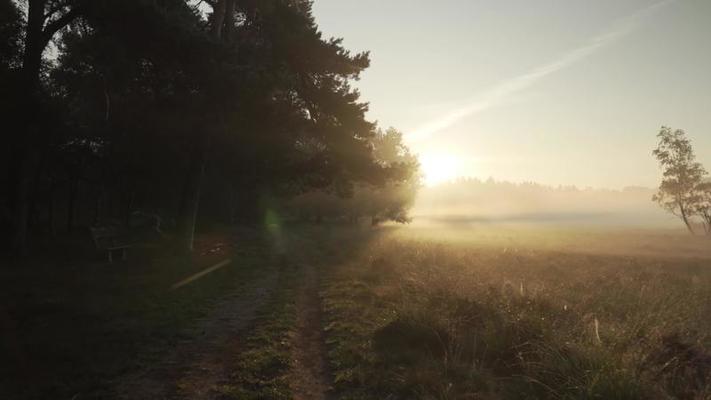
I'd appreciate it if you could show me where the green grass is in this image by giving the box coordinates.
[222,267,300,400]
[320,230,711,399]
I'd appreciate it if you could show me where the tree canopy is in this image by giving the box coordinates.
[287,127,421,225]
[1,0,420,254]
[652,126,709,234]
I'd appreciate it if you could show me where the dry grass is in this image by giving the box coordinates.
[321,226,711,399]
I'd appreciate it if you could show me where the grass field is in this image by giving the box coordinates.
[1,224,710,399]
[319,225,711,399]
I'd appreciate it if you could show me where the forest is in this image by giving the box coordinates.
[0,0,419,255]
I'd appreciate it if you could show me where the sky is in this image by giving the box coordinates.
[311,0,711,188]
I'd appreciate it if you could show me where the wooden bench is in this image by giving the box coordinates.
[89,226,137,263]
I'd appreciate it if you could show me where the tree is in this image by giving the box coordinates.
[174,0,383,250]
[0,0,23,71]
[7,0,84,254]
[0,0,24,236]
[286,127,421,225]
[2,0,410,255]
[652,126,708,234]
[365,127,421,224]
[694,180,711,235]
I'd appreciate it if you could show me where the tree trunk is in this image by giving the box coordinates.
[177,0,229,252]
[94,188,103,226]
[123,186,135,227]
[228,184,237,224]
[679,203,696,235]
[210,0,227,40]
[67,179,79,232]
[702,212,711,236]
[179,136,209,252]
[47,180,55,235]
[11,1,46,254]
[12,146,41,254]
[28,196,38,230]
[11,1,80,254]
[223,0,236,41]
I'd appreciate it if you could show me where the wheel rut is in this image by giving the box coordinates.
[287,264,333,400]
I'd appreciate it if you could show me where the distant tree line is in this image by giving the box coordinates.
[416,177,670,226]
[0,0,419,255]
[653,126,711,235]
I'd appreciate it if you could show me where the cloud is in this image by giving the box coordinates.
[406,0,675,142]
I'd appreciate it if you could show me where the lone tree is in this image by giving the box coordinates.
[652,126,708,234]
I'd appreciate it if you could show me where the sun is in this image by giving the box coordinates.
[419,153,460,186]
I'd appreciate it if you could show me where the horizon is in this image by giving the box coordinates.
[418,175,664,191]
[412,177,678,228]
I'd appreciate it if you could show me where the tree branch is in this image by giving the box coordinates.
[43,1,70,21]
[41,7,80,46]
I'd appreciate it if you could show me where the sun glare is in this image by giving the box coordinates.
[420,154,460,186]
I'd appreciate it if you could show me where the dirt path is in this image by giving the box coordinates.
[113,229,334,400]
[287,264,333,400]
[113,267,279,400]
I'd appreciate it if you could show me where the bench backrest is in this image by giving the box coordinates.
[89,226,121,249]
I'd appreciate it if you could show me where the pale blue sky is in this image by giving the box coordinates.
[312,0,711,188]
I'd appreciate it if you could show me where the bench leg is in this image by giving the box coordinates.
[108,250,113,263]
[122,248,127,261]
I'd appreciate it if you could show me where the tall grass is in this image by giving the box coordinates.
[321,231,711,399]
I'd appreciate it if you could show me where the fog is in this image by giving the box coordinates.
[413,178,676,228]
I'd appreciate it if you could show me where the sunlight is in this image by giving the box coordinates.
[420,154,461,186]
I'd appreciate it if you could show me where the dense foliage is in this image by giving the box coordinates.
[652,126,710,234]
[0,0,419,254]
[286,128,420,225]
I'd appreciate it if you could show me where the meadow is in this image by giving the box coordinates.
[2,224,710,399]
[319,225,711,399]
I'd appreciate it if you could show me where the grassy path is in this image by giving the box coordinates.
[287,264,332,400]
[114,266,280,399]
[0,227,315,400]
[110,227,345,400]
[1,226,348,400]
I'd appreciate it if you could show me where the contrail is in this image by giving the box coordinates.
[407,0,675,142]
